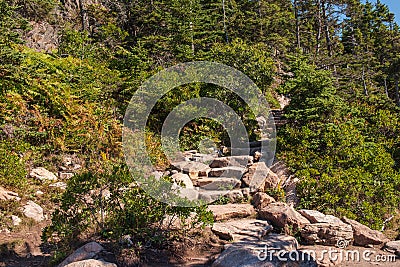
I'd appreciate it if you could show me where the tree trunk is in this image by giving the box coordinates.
[384,77,389,98]
[316,0,322,55]
[222,0,229,43]
[293,0,301,50]
[362,66,368,96]
[258,0,263,38]
[321,0,333,57]
[396,74,400,106]
[78,0,89,31]
[190,21,195,55]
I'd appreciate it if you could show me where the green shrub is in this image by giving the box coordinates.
[0,141,27,189]
[42,165,213,248]
[278,58,400,230]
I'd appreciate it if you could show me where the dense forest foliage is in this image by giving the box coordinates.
[1,0,400,258]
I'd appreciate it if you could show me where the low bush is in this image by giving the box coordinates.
[42,165,213,249]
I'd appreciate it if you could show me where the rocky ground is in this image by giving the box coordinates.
[0,150,399,266]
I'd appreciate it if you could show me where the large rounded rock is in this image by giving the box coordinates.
[58,242,104,267]
[23,200,44,222]
[252,192,276,210]
[258,202,310,230]
[171,173,194,189]
[212,234,317,267]
[242,162,280,192]
[63,259,116,267]
[30,167,57,182]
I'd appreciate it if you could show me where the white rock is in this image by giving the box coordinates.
[11,215,22,226]
[0,186,21,201]
[59,172,74,179]
[171,173,194,189]
[23,200,44,222]
[30,167,57,182]
[73,164,82,170]
[49,182,67,190]
[62,259,116,267]
[58,242,104,267]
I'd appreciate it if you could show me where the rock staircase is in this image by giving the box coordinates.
[160,149,399,267]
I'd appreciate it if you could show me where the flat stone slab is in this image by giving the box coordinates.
[212,234,317,267]
[30,167,57,182]
[209,156,253,168]
[171,161,211,178]
[300,223,353,246]
[199,189,244,203]
[190,153,217,163]
[198,177,241,190]
[342,217,389,246]
[208,203,256,221]
[209,166,246,178]
[212,219,273,241]
[384,240,400,256]
[298,210,344,226]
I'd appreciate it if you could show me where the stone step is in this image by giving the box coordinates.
[190,153,217,163]
[207,203,256,221]
[199,189,244,203]
[196,177,241,190]
[212,219,273,241]
[209,156,252,168]
[209,166,246,178]
[171,161,211,178]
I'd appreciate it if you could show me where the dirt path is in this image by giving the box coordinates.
[0,220,52,267]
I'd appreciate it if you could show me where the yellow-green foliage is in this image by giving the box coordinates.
[1,47,123,171]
